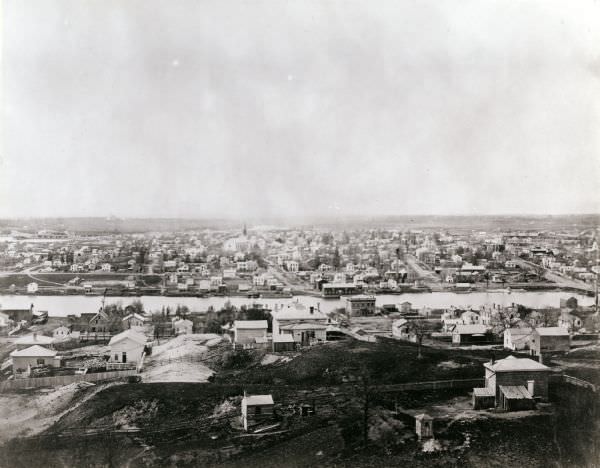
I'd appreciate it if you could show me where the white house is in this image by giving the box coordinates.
[271,303,328,346]
[10,345,60,377]
[233,320,268,346]
[101,263,112,272]
[108,329,147,364]
[26,282,39,294]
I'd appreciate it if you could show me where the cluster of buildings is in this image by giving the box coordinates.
[1,224,597,297]
[231,302,331,352]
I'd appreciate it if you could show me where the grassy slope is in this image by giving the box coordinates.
[214,339,494,386]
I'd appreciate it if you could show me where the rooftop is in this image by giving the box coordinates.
[234,320,268,330]
[499,385,533,400]
[280,323,328,331]
[108,329,147,346]
[272,303,327,321]
[453,324,489,335]
[243,394,274,406]
[485,355,550,373]
[11,345,57,358]
[347,294,376,301]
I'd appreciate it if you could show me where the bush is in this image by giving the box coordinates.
[220,349,253,369]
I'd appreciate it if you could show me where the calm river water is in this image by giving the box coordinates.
[0,291,594,317]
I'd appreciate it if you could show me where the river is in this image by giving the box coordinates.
[0,291,594,317]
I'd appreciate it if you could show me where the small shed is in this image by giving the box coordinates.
[531,327,570,356]
[452,324,490,346]
[415,413,434,440]
[272,334,295,352]
[472,387,495,409]
[498,385,535,411]
[241,394,275,431]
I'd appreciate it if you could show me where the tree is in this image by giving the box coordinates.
[128,299,144,315]
[205,320,222,334]
[407,319,435,359]
[332,247,341,269]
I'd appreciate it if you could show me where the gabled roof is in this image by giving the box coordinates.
[108,329,147,346]
[173,318,193,326]
[485,355,550,373]
[11,345,57,357]
[90,311,109,322]
[234,320,268,330]
[122,313,147,322]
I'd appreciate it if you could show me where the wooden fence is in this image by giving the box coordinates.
[563,374,598,393]
[0,369,137,392]
[372,378,485,393]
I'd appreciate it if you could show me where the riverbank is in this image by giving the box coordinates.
[0,279,592,298]
[0,290,594,318]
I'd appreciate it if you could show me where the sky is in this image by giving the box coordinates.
[1,0,599,219]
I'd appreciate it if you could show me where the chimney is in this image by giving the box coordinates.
[527,380,535,396]
[490,352,495,365]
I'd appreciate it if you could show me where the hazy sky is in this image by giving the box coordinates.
[2,0,599,219]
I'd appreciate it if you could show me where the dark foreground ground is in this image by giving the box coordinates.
[0,339,599,468]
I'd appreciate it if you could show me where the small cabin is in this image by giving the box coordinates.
[241,394,274,431]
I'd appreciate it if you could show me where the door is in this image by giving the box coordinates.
[122,352,127,363]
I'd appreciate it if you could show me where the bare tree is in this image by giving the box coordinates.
[407,318,435,359]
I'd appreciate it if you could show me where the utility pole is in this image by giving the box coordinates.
[362,372,370,447]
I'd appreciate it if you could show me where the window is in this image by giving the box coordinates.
[255,406,262,415]
[114,354,119,361]
[37,359,45,365]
